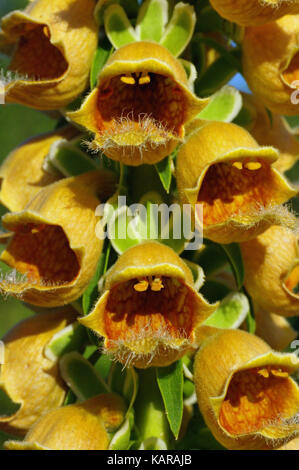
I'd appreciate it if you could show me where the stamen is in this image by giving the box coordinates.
[232,161,243,170]
[139,72,151,85]
[134,279,149,292]
[245,162,262,170]
[43,26,50,38]
[257,368,269,378]
[150,276,164,291]
[120,74,136,85]
[271,369,289,378]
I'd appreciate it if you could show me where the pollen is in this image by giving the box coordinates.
[219,366,296,435]
[120,74,136,85]
[134,279,149,292]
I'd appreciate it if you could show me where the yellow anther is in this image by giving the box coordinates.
[257,368,269,378]
[150,277,164,291]
[232,161,243,170]
[271,369,289,378]
[139,73,151,85]
[134,279,149,292]
[245,162,262,170]
[120,74,136,85]
[43,26,50,38]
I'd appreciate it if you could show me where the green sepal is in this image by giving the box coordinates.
[104,4,137,49]
[136,0,168,42]
[160,2,196,57]
[179,59,197,90]
[182,259,205,291]
[156,360,184,440]
[197,85,242,123]
[154,154,173,194]
[139,437,168,450]
[109,413,132,450]
[0,387,21,417]
[59,352,109,401]
[203,292,249,329]
[43,138,99,177]
[44,322,88,361]
[95,0,139,26]
[90,36,114,89]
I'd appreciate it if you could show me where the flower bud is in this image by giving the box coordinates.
[210,0,299,26]
[194,329,299,450]
[0,309,75,436]
[0,126,77,212]
[0,171,116,307]
[0,0,98,110]
[240,226,299,317]
[176,121,297,244]
[68,41,209,166]
[241,93,299,173]
[243,15,299,115]
[255,309,297,351]
[5,393,126,450]
[80,242,217,368]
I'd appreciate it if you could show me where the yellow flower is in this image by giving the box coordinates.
[255,309,297,351]
[210,0,299,26]
[194,329,299,450]
[241,93,299,173]
[243,15,299,115]
[0,0,98,110]
[176,121,297,244]
[68,41,209,166]
[0,309,75,436]
[0,126,77,212]
[0,171,116,307]
[5,393,126,450]
[79,242,217,368]
[240,226,299,317]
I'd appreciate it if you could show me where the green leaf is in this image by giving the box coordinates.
[44,322,87,361]
[197,85,242,123]
[95,0,139,26]
[136,0,168,42]
[90,37,114,89]
[0,387,21,417]
[200,280,231,303]
[104,4,137,49]
[203,292,249,329]
[109,415,132,450]
[156,360,184,439]
[160,3,196,57]
[220,243,244,290]
[82,249,110,315]
[60,352,109,401]
[154,155,172,193]
[195,48,241,97]
[193,243,228,277]
[44,138,99,177]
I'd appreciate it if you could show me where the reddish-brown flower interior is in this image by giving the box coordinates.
[104,276,195,348]
[9,24,68,80]
[5,224,79,284]
[283,51,299,85]
[197,161,275,226]
[95,73,186,137]
[219,366,297,435]
[284,264,299,295]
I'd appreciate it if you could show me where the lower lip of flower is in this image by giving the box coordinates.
[219,366,297,435]
[4,223,79,284]
[94,73,185,149]
[103,276,196,361]
[10,25,68,81]
[197,160,273,226]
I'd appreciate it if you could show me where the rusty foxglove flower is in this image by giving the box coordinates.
[0,309,75,436]
[0,0,98,110]
[243,15,299,115]
[0,126,77,212]
[176,121,297,244]
[210,0,299,26]
[0,171,116,307]
[240,225,299,317]
[194,329,299,450]
[5,393,126,450]
[255,309,297,351]
[80,242,217,368]
[68,41,209,166]
[241,93,299,173]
